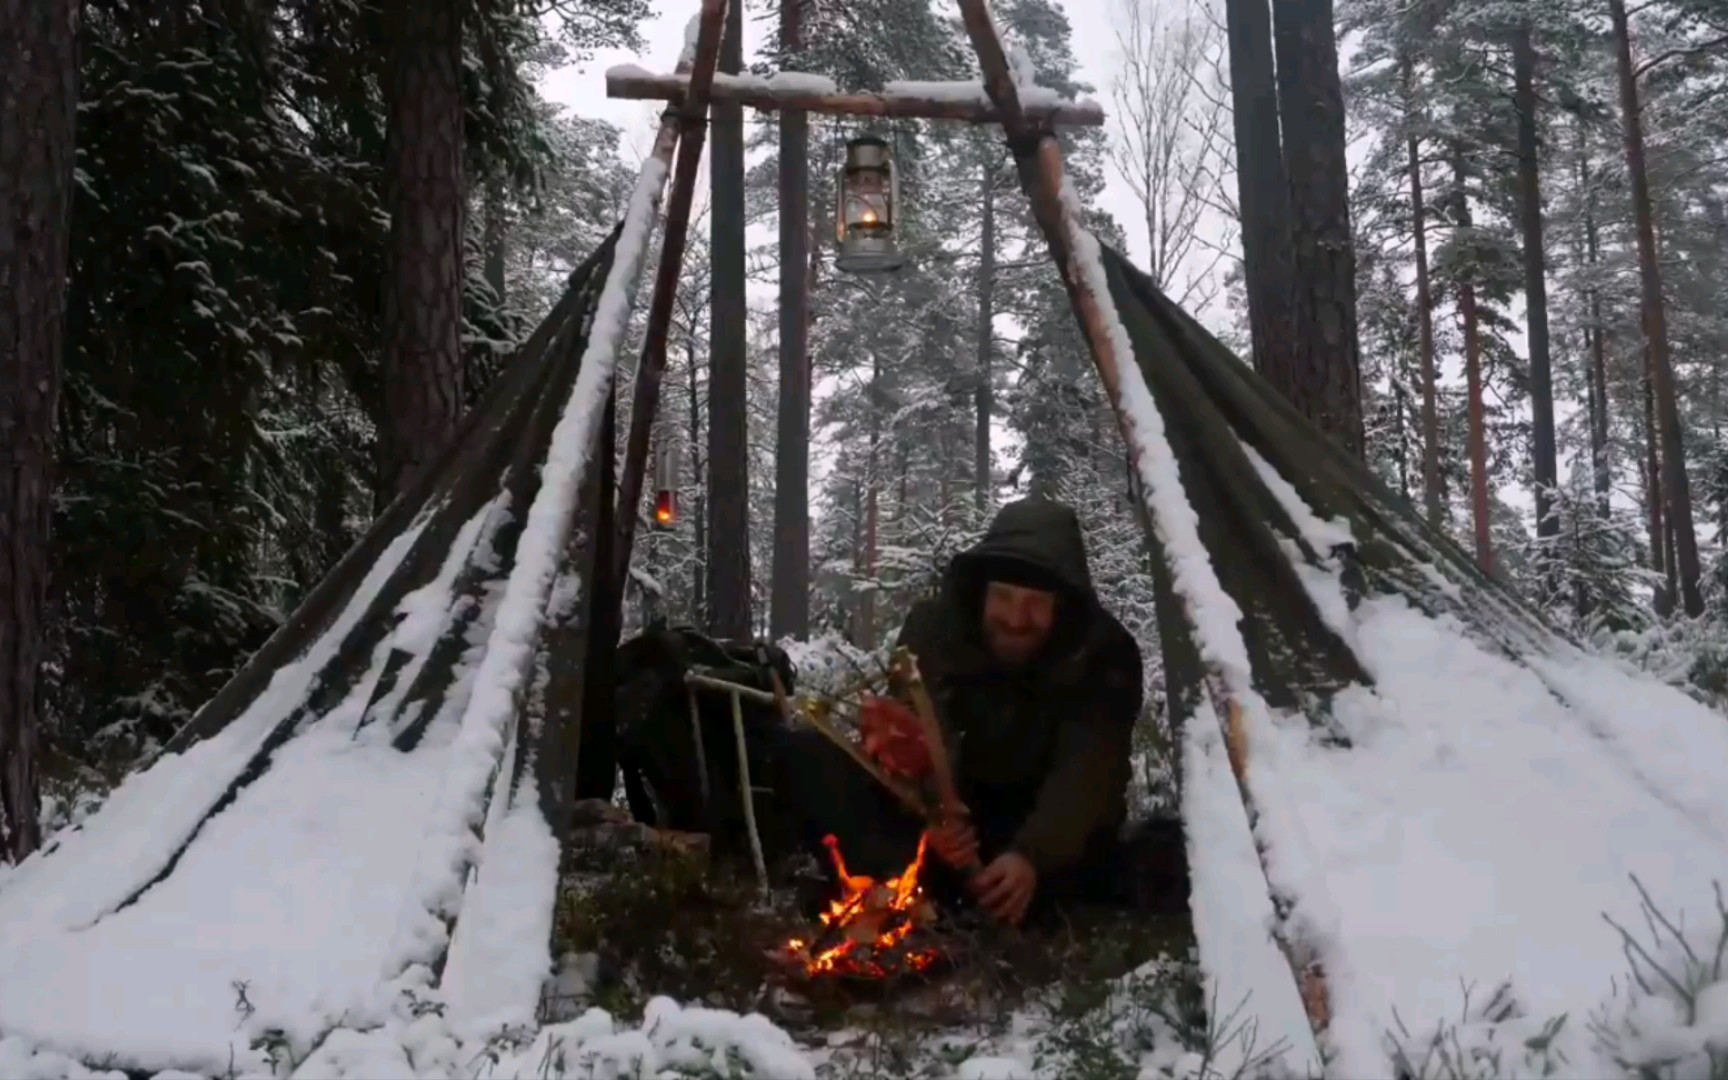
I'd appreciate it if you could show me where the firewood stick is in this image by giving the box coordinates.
[896,649,983,875]
[729,688,770,897]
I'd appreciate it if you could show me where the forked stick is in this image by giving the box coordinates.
[894,650,964,820]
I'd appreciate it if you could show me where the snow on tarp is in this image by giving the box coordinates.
[1086,223,1728,1075]
[381,146,671,1004]
[0,497,508,1074]
[1049,171,1322,1075]
[0,206,631,1071]
[0,513,429,938]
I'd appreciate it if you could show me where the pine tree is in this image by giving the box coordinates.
[0,0,79,861]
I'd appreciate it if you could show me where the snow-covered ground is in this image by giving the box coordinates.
[1234,591,1728,1076]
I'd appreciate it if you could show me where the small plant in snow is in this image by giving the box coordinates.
[1030,959,1289,1079]
[1588,876,1728,1079]
[251,1027,297,1074]
[1384,980,1570,1080]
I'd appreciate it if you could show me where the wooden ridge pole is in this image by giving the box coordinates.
[952,0,1333,1039]
[613,0,730,590]
[607,69,1106,126]
[550,0,726,826]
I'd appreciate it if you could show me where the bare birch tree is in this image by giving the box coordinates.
[1109,0,1234,309]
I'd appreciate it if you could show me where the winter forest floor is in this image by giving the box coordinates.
[542,841,1244,1080]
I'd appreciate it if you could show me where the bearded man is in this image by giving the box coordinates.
[776,497,1152,926]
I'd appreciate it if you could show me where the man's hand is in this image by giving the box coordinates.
[969,851,1037,927]
[925,817,979,869]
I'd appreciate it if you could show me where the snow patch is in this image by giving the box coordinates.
[0,513,431,938]
[767,70,839,95]
[1180,710,1323,1076]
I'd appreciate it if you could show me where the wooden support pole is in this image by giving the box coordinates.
[614,0,730,589]
[606,69,1105,126]
[954,0,1330,1037]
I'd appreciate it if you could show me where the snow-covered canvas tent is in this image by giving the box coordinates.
[0,217,655,1070]
[4,0,1728,1073]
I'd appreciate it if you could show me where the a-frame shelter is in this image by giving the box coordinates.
[8,0,1728,1074]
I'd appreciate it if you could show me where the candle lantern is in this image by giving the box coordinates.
[651,436,681,531]
[835,134,905,274]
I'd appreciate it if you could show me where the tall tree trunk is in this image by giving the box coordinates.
[770,0,810,641]
[1272,0,1365,458]
[484,171,507,305]
[686,335,707,625]
[1403,55,1442,527]
[1513,24,1559,579]
[0,0,78,863]
[379,0,466,508]
[975,157,996,519]
[1453,146,1493,574]
[1223,0,1297,392]
[860,356,881,650]
[1580,129,1612,518]
[706,0,752,638]
[1642,360,1670,613]
[1608,0,1704,616]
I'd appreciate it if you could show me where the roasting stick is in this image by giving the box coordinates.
[895,650,984,876]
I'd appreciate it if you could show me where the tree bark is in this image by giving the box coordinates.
[975,157,996,519]
[1403,55,1441,527]
[0,0,78,864]
[1272,0,1365,458]
[1222,0,1297,393]
[1452,146,1493,574]
[686,335,707,625]
[380,0,466,508]
[1513,24,1559,576]
[1580,126,1612,518]
[484,171,507,305]
[770,0,810,641]
[1642,358,1670,613]
[1608,0,1703,616]
[706,0,752,639]
[859,354,881,650]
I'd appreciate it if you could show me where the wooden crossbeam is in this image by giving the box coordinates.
[613,0,729,587]
[606,68,1105,126]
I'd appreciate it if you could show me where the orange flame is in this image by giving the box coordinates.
[784,834,943,979]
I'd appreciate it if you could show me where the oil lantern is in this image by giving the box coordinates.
[651,436,681,531]
[835,134,904,274]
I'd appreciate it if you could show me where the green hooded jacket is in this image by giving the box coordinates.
[894,498,1143,875]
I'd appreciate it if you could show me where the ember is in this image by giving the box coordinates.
[783,834,944,981]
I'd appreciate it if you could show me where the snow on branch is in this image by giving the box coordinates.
[605,68,1105,125]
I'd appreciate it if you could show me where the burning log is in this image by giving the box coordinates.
[778,835,947,985]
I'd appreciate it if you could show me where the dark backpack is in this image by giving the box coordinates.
[613,626,795,865]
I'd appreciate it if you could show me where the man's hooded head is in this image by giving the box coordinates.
[948,498,1097,668]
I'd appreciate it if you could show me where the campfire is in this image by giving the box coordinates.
[782,834,945,982]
